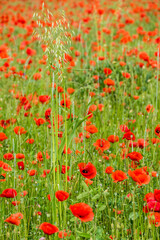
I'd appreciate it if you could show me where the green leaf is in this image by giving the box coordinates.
[81,181,89,192]
[92,193,101,201]
[76,231,91,238]
[103,190,109,197]
[58,116,89,158]
[95,227,104,240]
[70,217,76,222]
[129,212,138,220]
[99,205,106,211]
[69,234,75,240]
[87,227,94,233]
[77,192,90,200]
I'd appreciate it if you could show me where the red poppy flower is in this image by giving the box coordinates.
[151,138,160,144]
[93,139,110,152]
[39,95,50,104]
[37,152,43,161]
[67,88,75,94]
[60,165,70,174]
[119,61,126,66]
[84,178,93,186]
[144,192,155,202]
[56,85,63,92]
[155,125,160,137]
[17,161,24,170]
[111,170,128,183]
[122,72,131,79]
[0,188,17,198]
[89,104,97,112]
[63,146,72,154]
[85,125,98,134]
[70,203,94,222]
[148,212,160,227]
[129,141,138,148]
[122,131,135,141]
[0,132,8,141]
[128,168,150,186]
[97,8,104,15]
[26,47,36,56]
[34,118,45,126]
[67,113,74,120]
[119,125,129,132]
[152,171,158,177]
[139,52,149,62]
[3,153,14,160]
[39,222,59,235]
[105,166,114,174]
[108,135,119,143]
[41,169,50,178]
[154,190,160,202]
[36,211,42,216]
[102,155,110,160]
[137,139,149,148]
[0,161,5,168]
[47,194,51,201]
[5,212,23,226]
[44,108,51,120]
[60,98,71,108]
[14,126,27,135]
[104,68,112,75]
[146,104,154,113]
[55,191,69,201]
[20,191,28,197]
[86,110,93,119]
[89,92,96,97]
[65,53,72,62]
[1,162,12,171]
[0,119,10,129]
[16,153,25,159]
[58,230,71,238]
[98,104,104,111]
[27,170,37,176]
[78,162,97,179]
[126,152,143,162]
[11,201,20,206]
[26,138,34,144]
[104,78,115,86]
[33,72,41,80]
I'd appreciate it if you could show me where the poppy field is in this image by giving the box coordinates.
[0,0,160,239]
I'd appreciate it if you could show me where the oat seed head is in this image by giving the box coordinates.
[33,3,73,68]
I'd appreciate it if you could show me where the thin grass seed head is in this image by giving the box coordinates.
[33,6,73,68]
